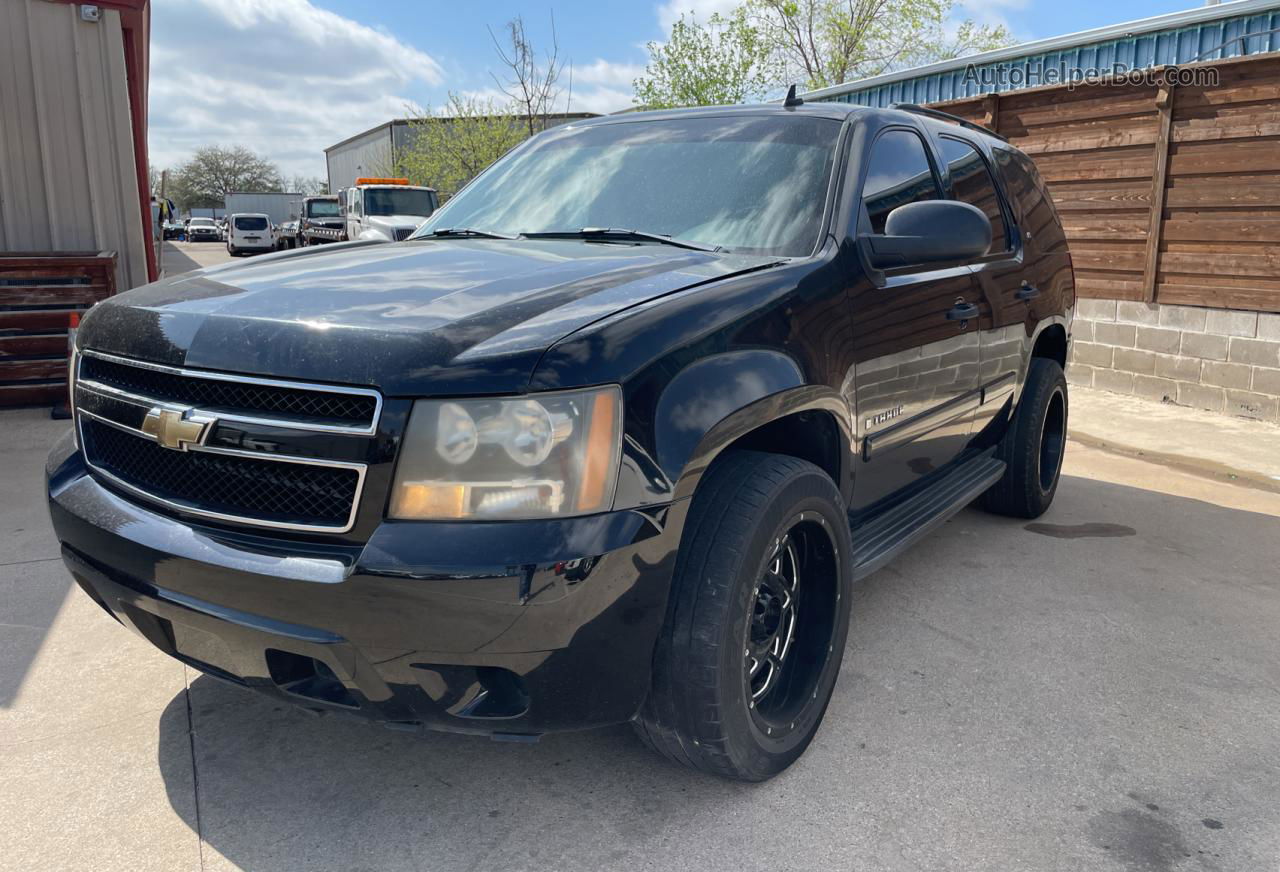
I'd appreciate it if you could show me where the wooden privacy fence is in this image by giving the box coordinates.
[0,251,118,407]
[933,52,1280,313]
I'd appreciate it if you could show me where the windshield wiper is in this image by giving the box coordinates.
[521,227,723,252]
[425,227,519,240]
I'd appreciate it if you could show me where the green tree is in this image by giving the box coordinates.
[750,0,1015,91]
[398,93,528,200]
[169,145,283,210]
[634,9,781,109]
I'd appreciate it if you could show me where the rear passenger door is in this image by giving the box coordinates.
[933,134,1026,434]
[848,127,984,512]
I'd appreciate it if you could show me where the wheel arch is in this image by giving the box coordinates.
[663,382,853,505]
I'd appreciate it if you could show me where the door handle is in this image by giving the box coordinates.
[946,302,979,321]
[1016,284,1041,302]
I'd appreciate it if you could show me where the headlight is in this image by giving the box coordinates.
[389,385,622,521]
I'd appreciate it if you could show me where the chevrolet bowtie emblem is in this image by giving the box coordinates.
[140,407,214,451]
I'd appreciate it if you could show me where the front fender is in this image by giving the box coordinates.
[648,348,850,503]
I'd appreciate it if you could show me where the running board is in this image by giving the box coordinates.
[851,454,1006,580]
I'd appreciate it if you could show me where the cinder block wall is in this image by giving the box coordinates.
[1070,301,1280,424]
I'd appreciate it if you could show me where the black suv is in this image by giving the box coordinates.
[47,102,1073,781]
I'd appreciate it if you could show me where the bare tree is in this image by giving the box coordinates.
[489,14,565,138]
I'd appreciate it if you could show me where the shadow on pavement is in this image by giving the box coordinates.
[161,242,207,276]
[149,473,1279,871]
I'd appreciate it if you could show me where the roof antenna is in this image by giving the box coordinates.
[783,84,804,107]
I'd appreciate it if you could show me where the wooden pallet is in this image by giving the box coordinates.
[0,251,118,407]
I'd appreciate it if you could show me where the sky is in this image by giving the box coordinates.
[148,0,1208,180]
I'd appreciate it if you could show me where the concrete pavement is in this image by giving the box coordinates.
[161,239,237,277]
[2,398,1279,871]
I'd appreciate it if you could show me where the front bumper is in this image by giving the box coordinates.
[46,432,684,736]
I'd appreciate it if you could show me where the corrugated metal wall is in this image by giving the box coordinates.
[326,125,395,193]
[0,1,148,290]
[827,6,1280,108]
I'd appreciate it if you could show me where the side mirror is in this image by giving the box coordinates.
[862,200,992,269]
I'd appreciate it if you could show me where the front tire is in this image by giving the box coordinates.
[981,357,1068,518]
[634,451,853,781]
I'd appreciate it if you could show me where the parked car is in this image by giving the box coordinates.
[277,219,300,249]
[47,101,1073,781]
[162,221,184,241]
[185,216,219,242]
[225,212,275,256]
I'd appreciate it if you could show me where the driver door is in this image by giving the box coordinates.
[848,127,983,512]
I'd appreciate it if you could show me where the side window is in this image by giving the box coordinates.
[860,129,941,234]
[938,136,1009,254]
[993,147,1065,253]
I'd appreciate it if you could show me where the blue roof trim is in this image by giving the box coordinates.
[819,7,1280,108]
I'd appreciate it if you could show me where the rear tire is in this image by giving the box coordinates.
[633,451,853,781]
[981,357,1068,519]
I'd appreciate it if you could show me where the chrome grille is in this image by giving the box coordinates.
[79,353,378,430]
[81,418,361,529]
[73,351,379,533]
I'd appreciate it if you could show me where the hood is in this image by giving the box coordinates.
[79,238,779,396]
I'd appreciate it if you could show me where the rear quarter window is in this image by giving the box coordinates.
[993,147,1067,253]
[938,136,1010,254]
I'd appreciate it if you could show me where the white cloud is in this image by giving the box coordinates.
[656,0,741,32]
[572,58,646,88]
[956,0,1032,41]
[148,0,442,178]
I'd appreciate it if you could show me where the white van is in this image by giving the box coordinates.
[226,213,275,256]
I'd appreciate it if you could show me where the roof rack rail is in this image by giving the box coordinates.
[889,103,1008,142]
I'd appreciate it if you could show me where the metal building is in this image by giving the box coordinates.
[325,113,600,192]
[0,0,155,290]
[803,0,1280,107]
[225,192,306,226]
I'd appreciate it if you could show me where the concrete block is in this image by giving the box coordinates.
[1076,299,1117,321]
[1179,331,1229,361]
[898,355,943,376]
[1066,364,1094,387]
[1158,304,1208,332]
[1116,301,1159,325]
[1134,326,1181,354]
[1132,375,1178,403]
[1072,342,1113,367]
[1094,322,1136,347]
[1252,367,1280,397]
[1259,313,1280,342]
[1094,369,1134,395]
[1228,337,1280,368]
[1206,309,1258,337]
[1113,347,1157,375]
[1201,360,1252,390]
[1072,319,1094,342]
[1154,354,1202,382]
[1176,382,1225,413]
[1225,389,1280,423]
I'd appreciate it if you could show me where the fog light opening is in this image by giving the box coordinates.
[265,649,360,709]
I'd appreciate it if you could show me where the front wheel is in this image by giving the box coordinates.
[981,357,1068,518]
[633,451,853,781]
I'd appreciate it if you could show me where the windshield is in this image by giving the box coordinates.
[234,216,268,231]
[189,218,214,226]
[306,200,341,218]
[364,188,436,218]
[414,115,842,256]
